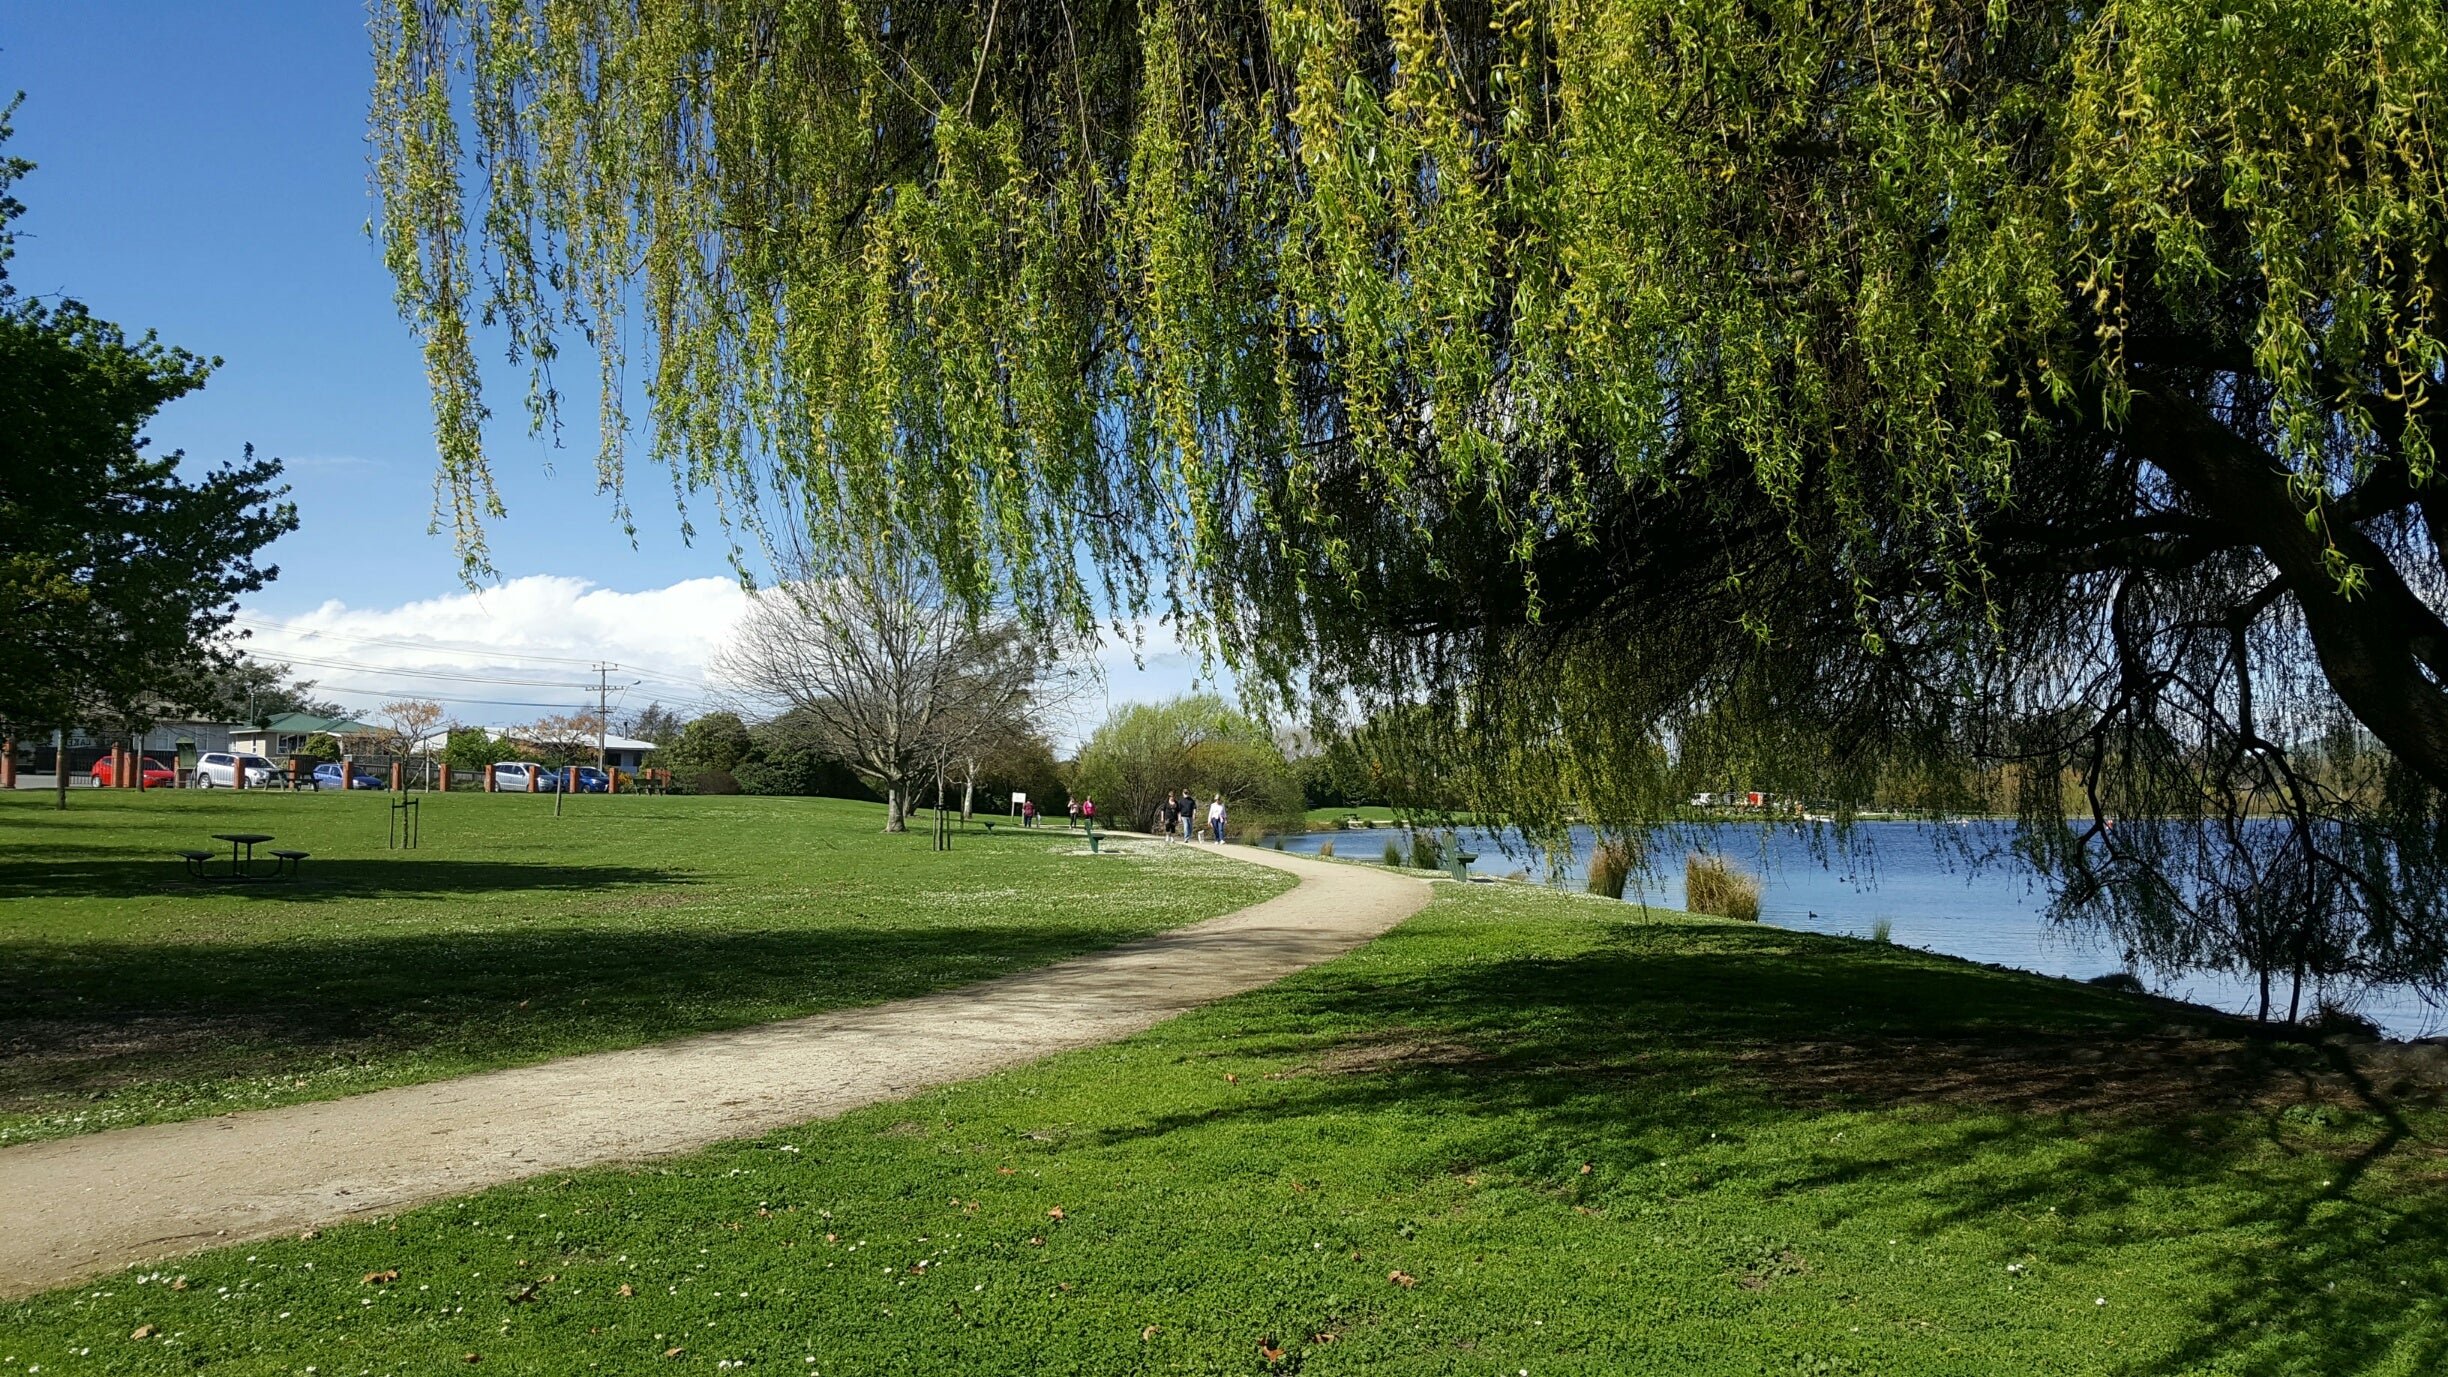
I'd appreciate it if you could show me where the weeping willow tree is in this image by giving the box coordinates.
[375,0,2448,1010]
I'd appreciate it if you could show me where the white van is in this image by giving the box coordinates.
[194,752,278,788]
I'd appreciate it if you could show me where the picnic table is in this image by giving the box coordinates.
[176,832,309,881]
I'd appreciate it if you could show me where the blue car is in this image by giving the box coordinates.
[552,766,612,793]
[311,762,384,791]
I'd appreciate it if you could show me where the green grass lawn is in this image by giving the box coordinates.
[15,880,2443,1374]
[0,790,1290,1146]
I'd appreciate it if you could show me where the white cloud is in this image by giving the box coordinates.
[234,575,750,726]
[235,577,1241,745]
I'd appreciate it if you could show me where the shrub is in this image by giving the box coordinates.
[1685,853,1761,921]
[1869,916,1894,944]
[1317,839,1334,858]
[1586,837,1634,899]
[1382,838,1402,867]
[676,767,740,796]
[1408,831,1443,871]
[2086,971,2147,994]
[2308,1002,2381,1038]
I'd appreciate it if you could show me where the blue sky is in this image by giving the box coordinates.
[2,4,1198,736]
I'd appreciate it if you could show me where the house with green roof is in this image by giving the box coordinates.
[228,713,381,759]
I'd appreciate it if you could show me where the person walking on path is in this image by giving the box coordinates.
[1183,788,1199,841]
[1068,800,1079,829]
[1021,799,1036,828]
[1208,793,1227,843]
[1159,791,1179,841]
[1082,797,1097,829]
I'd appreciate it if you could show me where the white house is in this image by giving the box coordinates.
[473,726,660,772]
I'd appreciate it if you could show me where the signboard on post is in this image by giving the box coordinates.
[1009,791,1027,816]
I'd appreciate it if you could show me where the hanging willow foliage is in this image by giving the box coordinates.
[379,0,2448,995]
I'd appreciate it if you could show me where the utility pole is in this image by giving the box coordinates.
[596,663,609,776]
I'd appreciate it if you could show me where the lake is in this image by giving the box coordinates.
[1271,820,2448,1040]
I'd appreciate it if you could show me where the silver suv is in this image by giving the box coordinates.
[194,752,278,788]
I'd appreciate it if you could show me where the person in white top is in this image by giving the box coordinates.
[1206,794,1226,843]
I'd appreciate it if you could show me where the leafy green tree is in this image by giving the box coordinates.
[375,3,2448,1002]
[662,711,753,793]
[440,726,495,775]
[300,732,341,762]
[0,105,294,732]
[1073,695,1302,835]
[621,702,685,747]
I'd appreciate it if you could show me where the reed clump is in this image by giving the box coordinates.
[1685,853,1761,921]
[1318,839,1334,858]
[1586,837,1635,899]
[1383,838,1403,867]
[1408,831,1443,872]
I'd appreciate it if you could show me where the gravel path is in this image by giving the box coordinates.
[0,844,1427,1298]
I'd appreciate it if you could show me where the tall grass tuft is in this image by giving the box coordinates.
[1318,839,1334,858]
[1869,916,1893,944]
[1409,831,1443,871]
[1586,837,1635,899]
[1685,853,1761,921]
[1383,838,1403,867]
[1271,833,1285,850]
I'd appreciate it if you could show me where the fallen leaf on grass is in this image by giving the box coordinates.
[168,1279,187,1292]
[298,1229,319,1241]
[664,1346,685,1358]
[1310,1332,1338,1344]
[1259,1340,1286,1362]
[1059,1282,1075,1292]
[362,1270,399,1285]
[507,1283,541,1304]
[996,1167,1017,1175]
[1580,1163,1593,1174]
[1224,1074,1239,1084]
[130,1325,157,1340]
[1047,1207,1066,1220]
[1141,1325,1159,1341]
[1389,1270,1417,1288]
[826,1234,837,1244]
[617,1284,635,1297]
[1028,1237,1044,1247]
[462,1354,481,1365]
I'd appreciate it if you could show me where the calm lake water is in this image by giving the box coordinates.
[1272,820,2448,1040]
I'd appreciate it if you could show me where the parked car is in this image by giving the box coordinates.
[490,761,549,792]
[194,752,278,788]
[555,766,611,793]
[89,755,176,789]
[311,762,385,791]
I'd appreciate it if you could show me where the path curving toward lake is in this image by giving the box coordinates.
[0,844,1429,1298]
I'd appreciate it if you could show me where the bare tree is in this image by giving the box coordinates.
[375,698,446,754]
[713,552,1073,832]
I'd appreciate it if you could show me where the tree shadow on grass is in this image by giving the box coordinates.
[0,858,689,902]
[0,919,1171,1111]
[1089,920,2448,1376]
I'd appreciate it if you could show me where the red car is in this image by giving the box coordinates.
[90,755,177,789]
